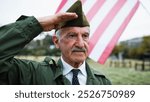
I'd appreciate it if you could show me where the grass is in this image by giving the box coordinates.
[16,56,150,85]
[87,59,150,85]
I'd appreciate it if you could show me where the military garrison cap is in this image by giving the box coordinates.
[58,0,90,29]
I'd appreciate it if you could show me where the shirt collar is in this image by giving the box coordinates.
[61,56,87,77]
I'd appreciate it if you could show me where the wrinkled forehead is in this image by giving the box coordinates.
[55,26,90,36]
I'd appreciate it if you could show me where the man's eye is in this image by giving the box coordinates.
[82,34,89,39]
[67,33,77,39]
[83,34,88,38]
[69,34,76,37]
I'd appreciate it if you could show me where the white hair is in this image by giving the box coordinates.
[55,29,61,38]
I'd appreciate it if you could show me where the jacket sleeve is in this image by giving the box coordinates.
[0,16,43,84]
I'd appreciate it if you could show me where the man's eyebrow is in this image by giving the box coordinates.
[83,32,90,35]
[67,32,78,35]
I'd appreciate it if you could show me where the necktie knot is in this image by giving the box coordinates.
[72,69,80,77]
[71,69,80,85]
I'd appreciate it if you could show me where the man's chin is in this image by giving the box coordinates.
[70,53,87,62]
[72,57,86,63]
[72,51,85,55]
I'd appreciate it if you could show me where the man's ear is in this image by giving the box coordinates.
[52,35,59,49]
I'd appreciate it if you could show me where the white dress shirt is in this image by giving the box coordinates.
[61,57,87,85]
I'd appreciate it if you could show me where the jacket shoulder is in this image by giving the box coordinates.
[92,69,111,85]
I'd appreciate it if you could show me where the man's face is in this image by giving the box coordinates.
[54,27,90,66]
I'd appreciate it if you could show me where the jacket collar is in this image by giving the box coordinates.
[53,59,71,85]
[53,59,63,80]
[85,62,100,85]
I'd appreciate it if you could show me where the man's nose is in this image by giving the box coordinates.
[75,36,84,47]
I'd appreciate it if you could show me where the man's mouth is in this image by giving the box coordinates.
[72,47,86,52]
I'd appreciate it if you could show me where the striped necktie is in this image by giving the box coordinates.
[72,69,80,85]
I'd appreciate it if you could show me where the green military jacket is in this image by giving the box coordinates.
[0,16,111,85]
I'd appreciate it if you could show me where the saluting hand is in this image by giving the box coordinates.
[37,12,78,31]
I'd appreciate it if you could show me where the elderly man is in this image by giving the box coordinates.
[0,0,111,85]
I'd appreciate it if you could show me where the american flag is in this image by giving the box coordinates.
[55,0,139,64]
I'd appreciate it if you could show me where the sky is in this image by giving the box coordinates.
[0,0,150,42]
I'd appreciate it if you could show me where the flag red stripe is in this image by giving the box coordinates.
[98,1,140,64]
[88,0,126,54]
[86,0,105,21]
[55,0,68,13]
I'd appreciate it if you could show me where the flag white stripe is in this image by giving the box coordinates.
[89,0,138,61]
[89,0,118,38]
[59,0,75,12]
[82,0,97,14]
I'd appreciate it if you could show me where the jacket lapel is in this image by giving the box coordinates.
[53,59,71,85]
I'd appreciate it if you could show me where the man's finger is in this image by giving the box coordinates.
[57,12,78,22]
